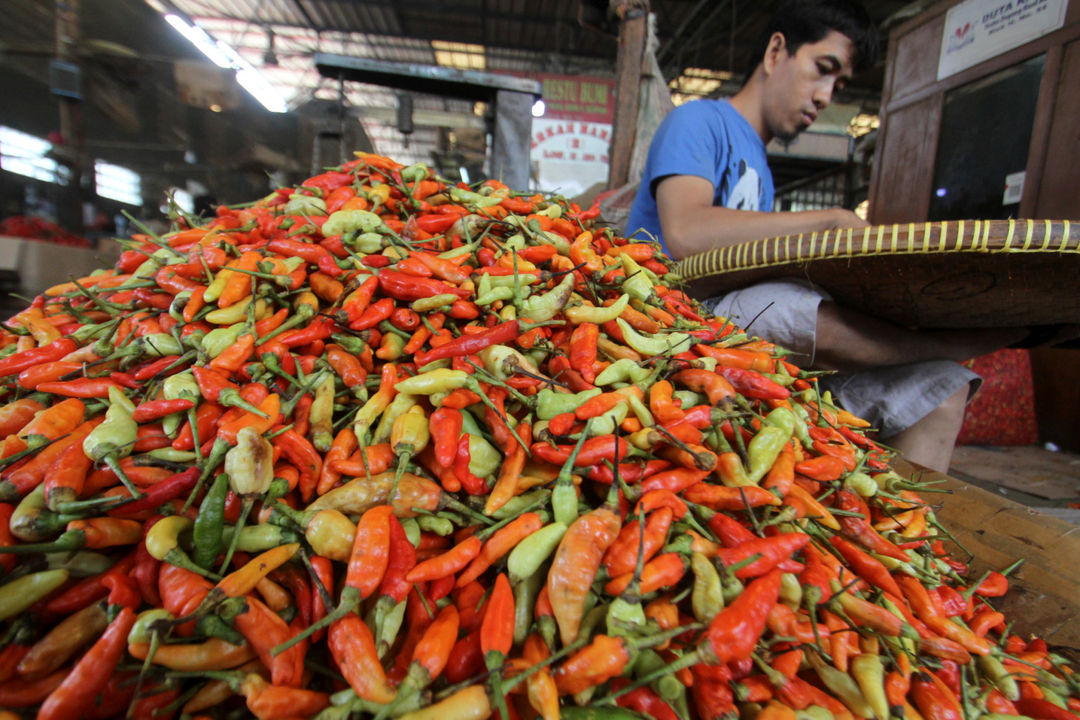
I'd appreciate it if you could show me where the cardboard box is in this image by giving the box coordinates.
[894,459,1080,649]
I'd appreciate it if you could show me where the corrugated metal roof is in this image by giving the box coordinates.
[2,0,913,176]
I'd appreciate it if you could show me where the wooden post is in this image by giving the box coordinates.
[606,1,649,190]
[55,0,85,233]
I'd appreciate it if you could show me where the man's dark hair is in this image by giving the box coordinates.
[745,0,880,78]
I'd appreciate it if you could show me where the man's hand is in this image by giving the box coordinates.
[656,175,869,260]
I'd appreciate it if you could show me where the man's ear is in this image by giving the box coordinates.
[762,32,788,76]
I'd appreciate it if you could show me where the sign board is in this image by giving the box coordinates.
[528,73,614,198]
[534,73,614,122]
[937,0,1069,80]
[530,119,612,199]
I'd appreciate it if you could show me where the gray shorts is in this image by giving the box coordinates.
[705,279,980,438]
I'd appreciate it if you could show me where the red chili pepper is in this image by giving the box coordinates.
[35,377,123,398]
[430,407,463,468]
[172,401,223,451]
[377,513,416,604]
[828,535,904,598]
[970,570,1010,597]
[0,338,77,377]
[329,614,396,703]
[480,573,515,659]
[705,569,783,664]
[414,320,520,367]
[131,397,195,423]
[530,435,631,468]
[569,322,599,384]
[911,672,963,720]
[443,630,485,685]
[377,268,470,302]
[715,365,790,400]
[108,467,200,518]
[274,428,322,502]
[346,504,394,599]
[834,489,911,562]
[37,607,136,720]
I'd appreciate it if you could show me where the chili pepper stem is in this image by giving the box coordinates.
[185,439,230,512]
[594,647,709,707]
[216,498,253,575]
[103,455,145,500]
[53,494,134,515]
[271,586,360,657]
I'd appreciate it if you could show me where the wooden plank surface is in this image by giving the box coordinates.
[895,459,1080,650]
[949,445,1080,501]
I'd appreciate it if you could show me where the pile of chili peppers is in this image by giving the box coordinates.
[0,152,1076,720]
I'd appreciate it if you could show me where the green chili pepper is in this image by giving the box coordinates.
[0,569,70,621]
[513,569,545,647]
[44,550,114,577]
[536,387,602,420]
[485,273,540,289]
[806,650,875,719]
[204,296,253,326]
[394,369,470,395]
[552,420,593,526]
[145,516,217,579]
[634,649,687,707]
[220,524,299,553]
[615,319,691,357]
[372,393,418,444]
[411,293,458,313]
[399,517,421,547]
[519,273,575,321]
[83,386,141,497]
[507,521,567,583]
[561,293,630,325]
[136,332,185,358]
[192,473,228,569]
[467,435,502,479]
[162,371,201,437]
[691,551,724,622]
[559,705,647,720]
[142,447,197,463]
[594,357,650,386]
[200,323,245,359]
[977,654,1020,702]
[589,401,629,437]
[128,608,174,645]
[746,424,791,484]
[370,596,408,660]
[491,488,549,521]
[283,194,327,215]
[417,515,454,536]
[323,208,384,235]
[449,186,503,208]
[620,254,655,302]
[850,653,889,720]
[779,572,803,609]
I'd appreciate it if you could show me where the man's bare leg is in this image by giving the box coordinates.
[879,385,969,474]
[812,302,1028,372]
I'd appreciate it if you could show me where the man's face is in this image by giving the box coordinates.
[762,30,856,143]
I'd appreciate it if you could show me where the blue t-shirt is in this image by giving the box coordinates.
[625,99,774,257]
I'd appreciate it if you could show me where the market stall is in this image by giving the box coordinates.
[0,154,1077,719]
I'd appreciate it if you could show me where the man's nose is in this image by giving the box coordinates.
[813,81,835,109]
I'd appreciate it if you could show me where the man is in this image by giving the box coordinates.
[626,0,1029,472]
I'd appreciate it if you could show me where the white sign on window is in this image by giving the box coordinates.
[938,0,1068,80]
[529,119,612,199]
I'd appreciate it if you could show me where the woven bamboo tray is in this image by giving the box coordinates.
[676,219,1079,329]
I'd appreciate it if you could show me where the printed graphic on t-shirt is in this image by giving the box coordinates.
[725,159,763,211]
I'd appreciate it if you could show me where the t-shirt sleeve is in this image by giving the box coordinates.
[645,103,727,198]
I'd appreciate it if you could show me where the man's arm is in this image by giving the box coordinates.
[656,175,868,260]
